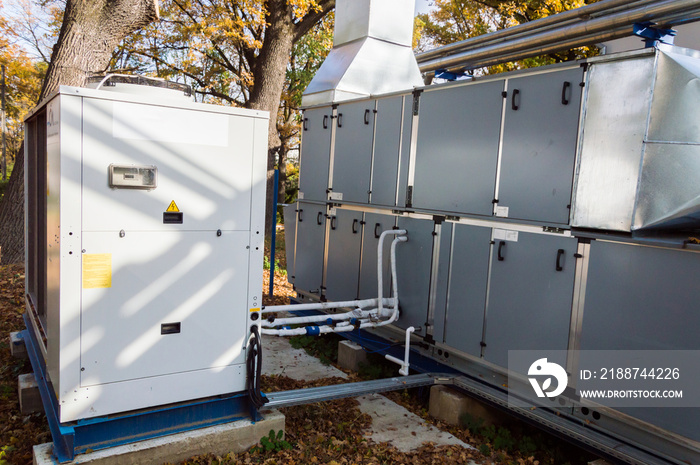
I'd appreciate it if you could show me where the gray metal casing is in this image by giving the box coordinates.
[25,86,268,422]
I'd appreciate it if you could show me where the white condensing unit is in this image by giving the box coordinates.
[24,78,268,423]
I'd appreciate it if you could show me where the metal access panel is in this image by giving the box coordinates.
[580,240,700,442]
[293,201,327,295]
[25,86,268,423]
[283,204,297,283]
[299,107,333,202]
[396,95,413,208]
[325,209,364,301]
[358,212,395,299]
[497,67,583,224]
[332,100,375,203]
[370,96,405,207]
[413,80,504,216]
[484,230,577,369]
[440,223,492,357]
[394,217,435,330]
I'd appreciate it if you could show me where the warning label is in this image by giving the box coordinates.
[166,200,180,212]
[82,254,112,289]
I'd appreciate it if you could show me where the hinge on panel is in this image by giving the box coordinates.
[446,215,459,222]
[433,215,446,224]
[501,91,507,98]
[543,226,566,234]
[480,341,487,348]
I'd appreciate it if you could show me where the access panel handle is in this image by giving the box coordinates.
[337,113,343,128]
[561,81,571,105]
[497,241,506,261]
[317,212,323,225]
[556,249,565,271]
[374,223,381,239]
[323,115,328,129]
[511,89,520,111]
[297,209,303,222]
[330,216,337,230]
[352,219,359,234]
[303,117,308,131]
[364,109,371,125]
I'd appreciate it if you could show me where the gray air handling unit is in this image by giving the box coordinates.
[286,0,700,463]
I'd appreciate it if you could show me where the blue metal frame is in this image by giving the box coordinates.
[22,313,258,463]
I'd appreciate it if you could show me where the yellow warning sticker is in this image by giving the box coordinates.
[166,200,180,212]
[250,308,261,313]
[82,254,112,289]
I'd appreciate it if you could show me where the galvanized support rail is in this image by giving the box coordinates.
[266,372,682,465]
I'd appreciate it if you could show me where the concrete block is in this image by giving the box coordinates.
[10,331,28,359]
[337,340,368,372]
[19,373,42,415]
[34,409,285,465]
[429,385,509,427]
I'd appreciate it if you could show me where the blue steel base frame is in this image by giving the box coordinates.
[22,313,260,463]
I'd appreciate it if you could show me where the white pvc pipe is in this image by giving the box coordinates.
[385,326,415,376]
[260,298,391,314]
[261,230,407,336]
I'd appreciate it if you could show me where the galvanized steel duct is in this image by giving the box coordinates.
[417,0,700,74]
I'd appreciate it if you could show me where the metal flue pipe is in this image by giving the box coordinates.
[418,0,700,74]
[416,0,656,63]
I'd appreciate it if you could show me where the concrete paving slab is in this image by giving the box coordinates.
[357,393,475,453]
[263,334,348,380]
[262,336,472,453]
[33,410,285,465]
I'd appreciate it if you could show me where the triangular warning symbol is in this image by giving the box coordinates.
[166,201,180,212]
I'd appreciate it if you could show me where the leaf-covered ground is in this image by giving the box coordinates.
[0,264,51,465]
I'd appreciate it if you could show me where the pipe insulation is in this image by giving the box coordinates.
[418,0,700,73]
[262,230,408,337]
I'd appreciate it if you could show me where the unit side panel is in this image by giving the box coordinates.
[395,217,435,330]
[442,224,491,357]
[396,96,412,208]
[283,204,297,283]
[580,240,700,442]
[81,98,255,232]
[371,96,404,206]
[498,68,583,224]
[54,95,83,398]
[413,80,504,216]
[332,100,375,203]
[247,117,268,314]
[358,212,394,299]
[293,202,327,295]
[79,231,250,386]
[484,232,576,369]
[325,209,364,301]
[299,107,333,202]
[431,222,452,342]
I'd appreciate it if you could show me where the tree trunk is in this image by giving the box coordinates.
[248,1,295,234]
[249,0,334,235]
[0,150,24,264]
[0,0,159,264]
